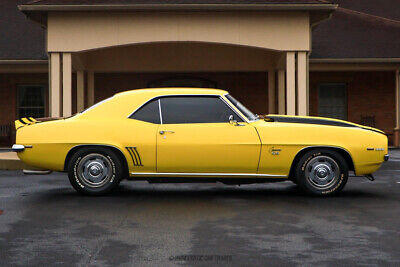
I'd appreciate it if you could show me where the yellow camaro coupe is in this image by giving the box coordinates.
[13,88,388,196]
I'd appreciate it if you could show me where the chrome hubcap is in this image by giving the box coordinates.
[88,163,102,176]
[305,156,339,189]
[78,153,112,188]
[316,165,329,179]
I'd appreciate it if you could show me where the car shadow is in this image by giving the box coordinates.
[37,181,386,202]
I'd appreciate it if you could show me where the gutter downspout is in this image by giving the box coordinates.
[18,4,338,12]
[395,69,400,147]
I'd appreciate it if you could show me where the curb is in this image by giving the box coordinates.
[0,159,30,171]
[0,151,38,171]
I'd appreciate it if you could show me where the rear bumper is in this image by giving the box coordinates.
[12,144,25,152]
[12,144,32,152]
[384,154,389,162]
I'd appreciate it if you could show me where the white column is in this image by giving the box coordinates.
[77,71,85,112]
[286,52,296,115]
[50,53,61,117]
[278,70,286,114]
[268,70,276,114]
[297,52,308,116]
[87,71,95,107]
[62,53,72,117]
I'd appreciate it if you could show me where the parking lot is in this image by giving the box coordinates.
[0,152,400,266]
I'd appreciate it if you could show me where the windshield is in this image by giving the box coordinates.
[225,94,258,121]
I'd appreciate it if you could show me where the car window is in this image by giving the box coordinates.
[160,96,243,124]
[129,98,160,124]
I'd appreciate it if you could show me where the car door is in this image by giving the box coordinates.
[156,95,261,174]
[126,98,161,173]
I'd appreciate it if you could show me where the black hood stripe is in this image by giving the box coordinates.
[266,116,386,135]
[266,116,355,127]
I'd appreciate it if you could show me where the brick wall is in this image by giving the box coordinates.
[94,72,269,115]
[310,71,396,144]
[1,71,394,146]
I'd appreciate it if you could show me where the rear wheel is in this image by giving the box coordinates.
[68,147,123,195]
[295,149,348,196]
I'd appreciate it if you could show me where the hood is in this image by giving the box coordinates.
[263,115,385,135]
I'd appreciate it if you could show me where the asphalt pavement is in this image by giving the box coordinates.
[0,152,400,266]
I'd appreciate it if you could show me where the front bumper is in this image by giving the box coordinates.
[384,154,389,162]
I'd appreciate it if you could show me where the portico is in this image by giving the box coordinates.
[36,7,333,117]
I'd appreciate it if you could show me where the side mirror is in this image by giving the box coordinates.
[229,115,238,126]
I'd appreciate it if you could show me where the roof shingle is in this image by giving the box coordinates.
[311,5,400,59]
[0,0,46,60]
[331,0,400,21]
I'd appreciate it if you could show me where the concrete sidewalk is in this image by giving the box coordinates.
[0,152,28,170]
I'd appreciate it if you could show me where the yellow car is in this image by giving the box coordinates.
[13,88,388,196]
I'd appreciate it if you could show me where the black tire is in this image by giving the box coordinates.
[68,147,123,196]
[289,176,298,185]
[295,149,348,196]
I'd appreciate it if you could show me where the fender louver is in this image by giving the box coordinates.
[126,147,143,166]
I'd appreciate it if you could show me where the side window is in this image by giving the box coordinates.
[160,96,243,124]
[129,99,160,124]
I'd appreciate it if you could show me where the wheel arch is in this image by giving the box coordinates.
[64,144,129,178]
[288,146,355,180]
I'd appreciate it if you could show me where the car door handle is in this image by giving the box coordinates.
[159,130,175,135]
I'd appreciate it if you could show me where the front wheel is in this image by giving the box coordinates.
[295,149,348,196]
[68,147,123,195]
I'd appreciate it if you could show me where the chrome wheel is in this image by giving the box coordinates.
[77,153,113,188]
[305,155,339,189]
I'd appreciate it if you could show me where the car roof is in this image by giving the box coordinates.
[114,88,228,97]
[77,87,230,120]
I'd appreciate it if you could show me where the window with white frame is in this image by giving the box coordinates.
[17,85,45,119]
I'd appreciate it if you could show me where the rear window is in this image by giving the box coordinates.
[80,97,113,115]
[129,99,160,124]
